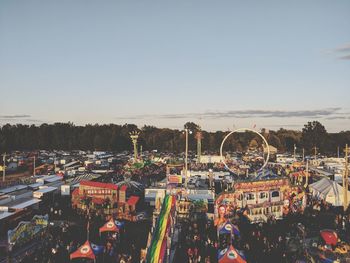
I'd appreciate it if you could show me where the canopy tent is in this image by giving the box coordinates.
[309,177,350,206]
[320,229,338,246]
[99,219,119,234]
[70,240,96,261]
[218,245,246,263]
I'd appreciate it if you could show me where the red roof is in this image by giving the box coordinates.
[80,181,118,190]
[127,196,139,206]
[120,185,128,191]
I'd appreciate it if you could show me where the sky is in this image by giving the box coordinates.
[0,0,350,132]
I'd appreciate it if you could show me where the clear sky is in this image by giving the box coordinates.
[1,0,349,132]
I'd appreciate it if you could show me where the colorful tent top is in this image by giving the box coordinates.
[99,219,119,234]
[127,196,140,206]
[320,229,338,246]
[146,195,176,263]
[70,240,96,260]
[218,221,240,237]
[218,245,246,263]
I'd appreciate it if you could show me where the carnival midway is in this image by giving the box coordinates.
[0,127,350,263]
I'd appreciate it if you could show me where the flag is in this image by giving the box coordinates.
[115,220,125,228]
[91,243,104,255]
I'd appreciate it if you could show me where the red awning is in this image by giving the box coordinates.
[92,197,105,205]
[99,219,119,233]
[127,196,139,206]
[120,185,128,191]
[70,240,96,260]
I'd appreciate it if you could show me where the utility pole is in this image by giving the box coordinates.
[304,159,309,188]
[343,144,349,211]
[294,144,297,161]
[2,153,6,182]
[184,128,189,189]
[33,154,36,176]
[313,146,318,161]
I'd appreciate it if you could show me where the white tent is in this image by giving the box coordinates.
[309,177,350,206]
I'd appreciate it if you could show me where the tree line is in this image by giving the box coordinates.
[0,121,349,155]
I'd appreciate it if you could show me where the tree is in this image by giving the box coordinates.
[301,121,328,153]
[184,122,200,131]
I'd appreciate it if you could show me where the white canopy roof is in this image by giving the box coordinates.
[0,211,15,220]
[309,177,350,206]
[10,198,41,209]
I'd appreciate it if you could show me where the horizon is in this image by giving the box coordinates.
[0,119,348,134]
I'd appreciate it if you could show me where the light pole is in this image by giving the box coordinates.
[184,128,192,189]
[294,144,297,161]
[302,148,305,162]
[313,146,318,161]
[33,154,36,176]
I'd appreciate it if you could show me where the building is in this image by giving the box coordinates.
[215,177,299,223]
[71,181,140,221]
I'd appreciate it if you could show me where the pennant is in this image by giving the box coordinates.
[91,243,104,255]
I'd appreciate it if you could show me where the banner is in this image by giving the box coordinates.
[8,214,49,250]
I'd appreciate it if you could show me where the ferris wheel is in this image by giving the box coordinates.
[219,128,270,175]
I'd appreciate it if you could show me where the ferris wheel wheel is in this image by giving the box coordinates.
[219,128,270,175]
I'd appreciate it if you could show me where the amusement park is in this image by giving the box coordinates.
[0,125,349,263]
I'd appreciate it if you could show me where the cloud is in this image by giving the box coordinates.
[0,114,31,119]
[332,43,350,60]
[339,54,350,60]
[335,43,350,52]
[117,108,343,120]
[325,116,350,120]
[0,114,44,124]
